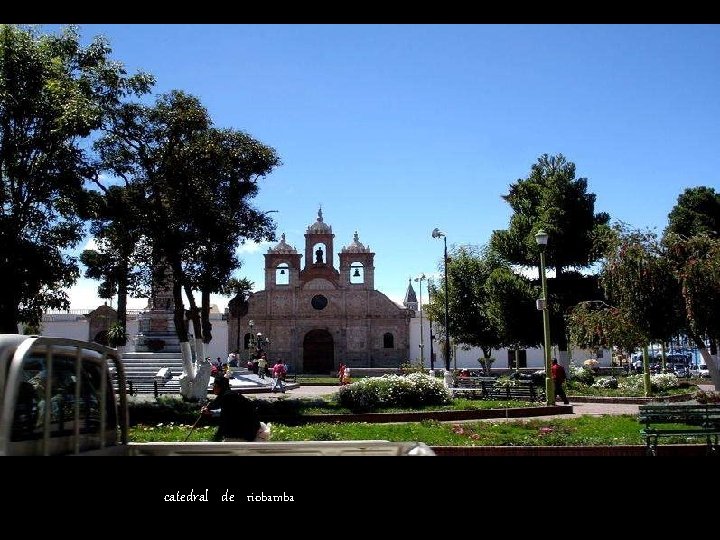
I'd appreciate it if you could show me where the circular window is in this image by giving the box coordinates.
[311,294,328,310]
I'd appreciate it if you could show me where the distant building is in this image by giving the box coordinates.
[228,209,412,373]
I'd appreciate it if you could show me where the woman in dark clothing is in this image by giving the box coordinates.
[202,377,261,441]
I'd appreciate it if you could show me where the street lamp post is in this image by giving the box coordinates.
[535,229,554,406]
[248,320,255,361]
[256,332,270,357]
[428,322,435,372]
[414,273,427,369]
[432,228,451,371]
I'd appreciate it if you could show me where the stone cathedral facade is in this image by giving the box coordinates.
[228,209,412,374]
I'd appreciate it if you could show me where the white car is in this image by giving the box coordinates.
[690,363,710,378]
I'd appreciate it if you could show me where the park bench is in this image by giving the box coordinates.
[114,377,180,398]
[638,403,720,456]
[450,377,544,402]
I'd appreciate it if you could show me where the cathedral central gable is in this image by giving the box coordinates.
[303,278,337,290]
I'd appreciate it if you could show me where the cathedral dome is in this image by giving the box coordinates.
[268,233,297,254]
[306,208,332,234]
[342,231,370,253]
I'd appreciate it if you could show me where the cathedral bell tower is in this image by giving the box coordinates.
[300,207,339,285]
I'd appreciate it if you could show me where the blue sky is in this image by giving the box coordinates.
[55,24,720,310]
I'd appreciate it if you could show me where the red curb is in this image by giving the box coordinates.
[430,444,713,456]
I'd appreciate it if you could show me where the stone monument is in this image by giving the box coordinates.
[135,266,181,353]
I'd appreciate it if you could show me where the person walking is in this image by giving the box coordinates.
[202,377,261,441]
[551,358,570,405]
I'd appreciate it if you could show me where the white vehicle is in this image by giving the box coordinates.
[0,334,433,456]
[689,363,710,378]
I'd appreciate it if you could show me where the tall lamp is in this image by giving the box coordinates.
[248,319,255,360]
[535,229,554,406]
[431,228,451,371]
[414,273,427,368]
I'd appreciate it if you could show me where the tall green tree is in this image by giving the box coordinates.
[490,153,611,365]
[665,186,720,239]
[226,277,254,353]
[81,184,151,345]
[426,245,539,367]
[598,227,687,394]
[0,24,152,332]
[664,233,720,388]
[665,186,720,358]
[484,266,541,357]
[96,90,280,396]
[568,300,647,356]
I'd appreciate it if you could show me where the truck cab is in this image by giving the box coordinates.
[0,335,127,456]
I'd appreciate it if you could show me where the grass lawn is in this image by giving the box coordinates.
[130,414,663,446]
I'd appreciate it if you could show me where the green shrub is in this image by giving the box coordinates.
[107,323,127,347]
[570,364,595,385]
[127,395,203,426]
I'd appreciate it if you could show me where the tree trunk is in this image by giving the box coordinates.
[117,264,128,346]
[169,259,195,397]
[690,331,719,391]
[201,288,212,344]
[183,284,205,363]
[642,345,652,397]
[554,265,571,371]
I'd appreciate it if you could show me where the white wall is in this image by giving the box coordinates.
[202,319,228,362]
[38,315,90,342]
[36,312,229,360]
[409,312,609,370]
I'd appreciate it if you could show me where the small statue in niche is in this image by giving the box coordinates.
[315,246,324,264]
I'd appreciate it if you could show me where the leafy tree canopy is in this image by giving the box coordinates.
[665,186,720,239]
[0,24,152,331]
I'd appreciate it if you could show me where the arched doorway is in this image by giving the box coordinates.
[303,329,334,374]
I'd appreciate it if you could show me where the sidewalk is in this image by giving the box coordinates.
[254,384,643,419]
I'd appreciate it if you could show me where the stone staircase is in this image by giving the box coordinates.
[117,352,187,396]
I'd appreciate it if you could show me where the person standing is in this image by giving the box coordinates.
[551,359,570,405]
[202,377,261,441]
[271,360,286,393]
[257,354,268,379]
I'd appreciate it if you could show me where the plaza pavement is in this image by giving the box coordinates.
[254,384,640,420]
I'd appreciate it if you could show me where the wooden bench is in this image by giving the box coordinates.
[114,377,180,398]
[486,380,544,402]
[455,376,495,389]
[450,378,544,402]
[638,403,720,456]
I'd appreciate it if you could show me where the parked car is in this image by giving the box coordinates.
[673,364,690,378]
[690,363,710,378]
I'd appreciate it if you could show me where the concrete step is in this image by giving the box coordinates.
[123,352,183,360]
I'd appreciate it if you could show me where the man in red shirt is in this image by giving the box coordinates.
[551,359,570,405]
